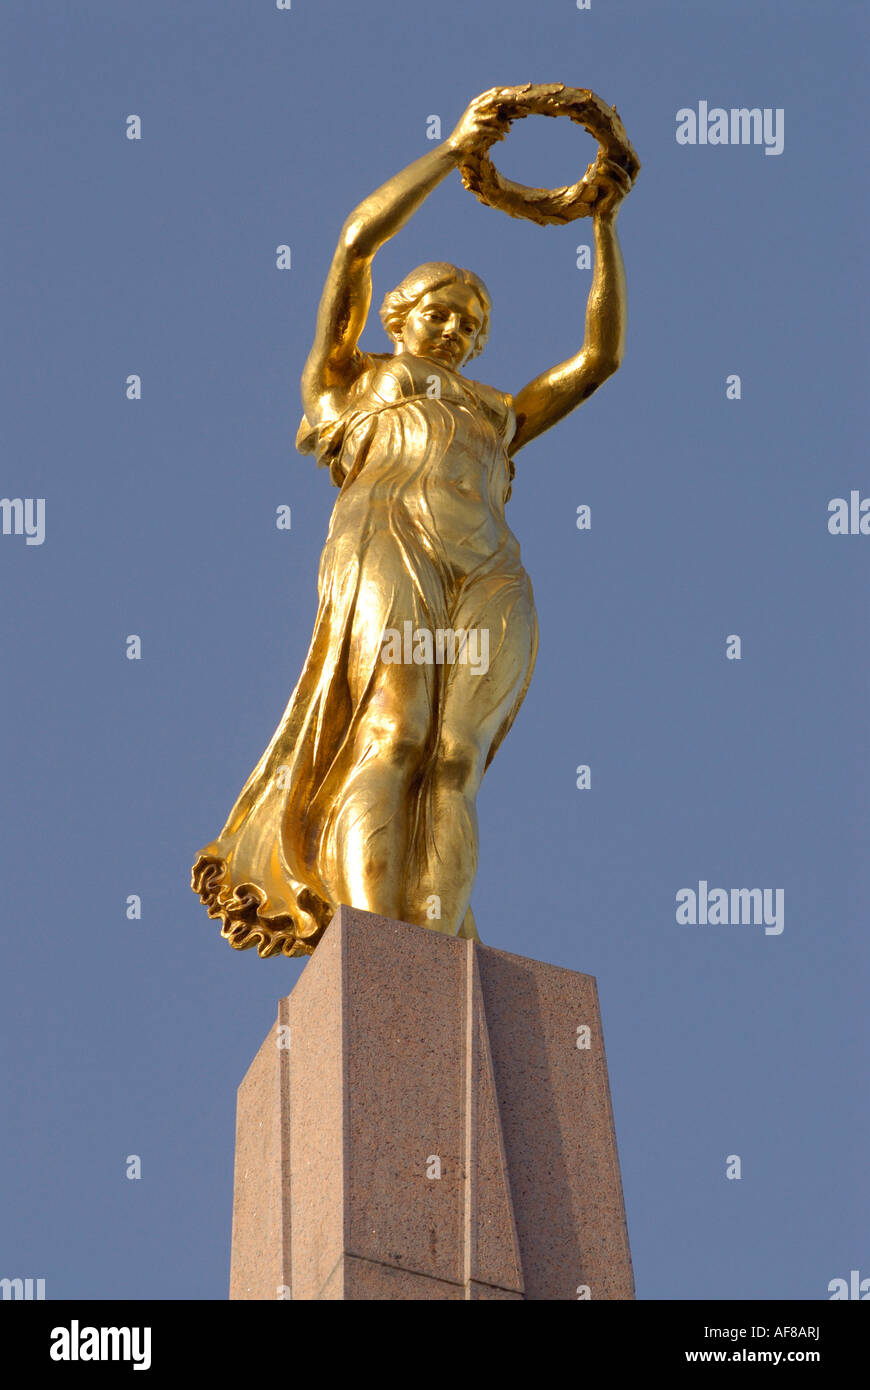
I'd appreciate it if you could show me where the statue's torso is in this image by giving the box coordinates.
[323,354,521,581]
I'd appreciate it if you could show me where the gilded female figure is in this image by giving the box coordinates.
[192,89,631,956]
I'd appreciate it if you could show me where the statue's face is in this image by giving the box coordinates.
[397,285,484,370]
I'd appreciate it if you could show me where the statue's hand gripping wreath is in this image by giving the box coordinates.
[191,85,639,958]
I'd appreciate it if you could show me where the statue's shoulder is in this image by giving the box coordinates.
[460,372,517,443]
[295,351,390,455]
[463,373,512,410]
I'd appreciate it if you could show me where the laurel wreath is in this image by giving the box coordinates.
[458,83,640,226]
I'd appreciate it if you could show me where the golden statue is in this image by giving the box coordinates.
[192,85,638,957]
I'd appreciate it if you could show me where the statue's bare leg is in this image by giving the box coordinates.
[326,587,435,918]
[405,572,537,935]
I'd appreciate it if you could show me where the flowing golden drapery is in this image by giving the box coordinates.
[191,351,538,956]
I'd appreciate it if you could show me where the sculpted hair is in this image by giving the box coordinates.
[379,262,491,360]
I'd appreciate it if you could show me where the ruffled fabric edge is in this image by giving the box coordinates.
[191,852,333,959]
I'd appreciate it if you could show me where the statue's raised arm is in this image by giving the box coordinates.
[510,160,631,453]
[300,91,510,429]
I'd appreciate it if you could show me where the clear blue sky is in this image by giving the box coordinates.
[1,0,866,1299]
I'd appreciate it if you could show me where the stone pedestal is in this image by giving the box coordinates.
[229,906,634,1300]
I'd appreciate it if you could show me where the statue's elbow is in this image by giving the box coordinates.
[591,352,622,384]
[340,216,371,258]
